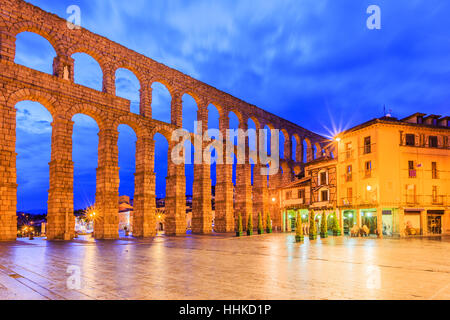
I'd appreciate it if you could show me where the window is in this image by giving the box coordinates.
[364,136,371,154]
[345,142,352,159]
[417,116,423,124]
[408,161,416,178]
[346,165,353,181]
[298,189,305,202]
[432,162,438,179]
[405,134,415,146]
[347,188,353,201]
[319,171,328,185]
[286,191,292,200]
[429,136,438,148]
[432,186,438,203]
[365,161,372,177]
[321,190,329,202]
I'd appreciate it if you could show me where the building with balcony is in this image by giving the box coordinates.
[279,156,337,233]
[335,113,450,237]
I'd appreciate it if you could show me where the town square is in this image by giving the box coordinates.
[0,0,449,303]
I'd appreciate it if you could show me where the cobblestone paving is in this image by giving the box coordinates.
[0,233,449,300]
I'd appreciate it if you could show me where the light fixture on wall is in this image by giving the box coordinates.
[367,185,372,191]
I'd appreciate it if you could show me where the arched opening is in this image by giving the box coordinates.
[184,139,195,231]
[263,125,272,156]
[15,101,52,227]
[72,114,99,212]
[229,111,240,146]
[182,94,198,133]
[117,124,137,234]
[72,52,103,91]
[151,82,172,123]
[208,104,220,196]
[153,133,169,202]
[313,144,318,160]
[247,119,257,154]
[279,131,285,159]
[208,104,220,138]
[14,32,56,74]
[116,68,141,115]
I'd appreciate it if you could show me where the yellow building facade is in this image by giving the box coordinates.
[335,113,450,238]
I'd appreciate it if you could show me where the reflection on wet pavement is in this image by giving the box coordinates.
[0,233,449,300]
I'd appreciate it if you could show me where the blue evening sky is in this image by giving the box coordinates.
[13,0,450,212]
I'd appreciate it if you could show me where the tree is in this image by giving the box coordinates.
[309,210,317,240]
[247,213,253,236]
[266,212,272,233]
[330,212,342,236]
[258,212,264,235]
[295,212,304,243]
[236,214,243,237]
[320,212,328,238]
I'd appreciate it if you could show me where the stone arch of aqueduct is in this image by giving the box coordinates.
[0,0,328,241]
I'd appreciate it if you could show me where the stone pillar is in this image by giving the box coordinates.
[376,207,383,239]
[215,114,234,233]
[0,101,17,241]
[284,138,292,160]
[102,65,116,94]
[0,30,15,62]
[253,162,268,230]
[94,128,120,239]
[171,91,183,128]
[53,55,74,81]
[165,140,186,235]
[133,135,156,238]
[307,145,313,162]
[47,117,75,240]
[235,123,252,230]
[140,84,152,118]
[192,107,212,234]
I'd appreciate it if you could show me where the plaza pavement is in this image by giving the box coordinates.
[0,232,449,300]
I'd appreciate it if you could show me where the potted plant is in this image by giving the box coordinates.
[236,214,243,237]
[247,213,253,236]
[266,212,272,234]
[320,213,328,238]
[309,210,317,240]
[257,213,264,235]
[330,212,342,236]
[295,213,304,243]
[124,226,130,236]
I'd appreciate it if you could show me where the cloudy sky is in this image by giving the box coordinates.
[14,0,450,212]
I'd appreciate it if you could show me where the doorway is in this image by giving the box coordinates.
[427,215,442,235]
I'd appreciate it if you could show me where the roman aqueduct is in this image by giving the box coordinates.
[0,0,328,241]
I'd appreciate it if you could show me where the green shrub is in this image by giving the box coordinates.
[236,214,243,237]
[247,213,253,236]
[258,212,264,234]
[295,212,304,243]
[330,212,342,236]
[266,212,272,233]
[320,212,328,238]
[309,210,317,240]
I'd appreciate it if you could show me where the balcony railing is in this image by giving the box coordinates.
[340,197,353,206]
[404,195,447,206]
[409,170,417,178]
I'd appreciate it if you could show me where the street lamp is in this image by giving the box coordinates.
[272,197,276,203]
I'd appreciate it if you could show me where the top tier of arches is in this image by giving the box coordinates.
[0,0,326,158]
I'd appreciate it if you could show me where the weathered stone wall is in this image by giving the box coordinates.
[0,0,326,240]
